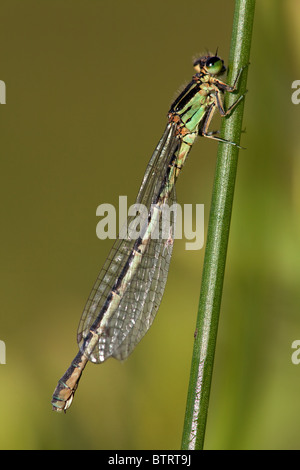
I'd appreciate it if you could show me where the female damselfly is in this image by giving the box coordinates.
[51,53,246,412]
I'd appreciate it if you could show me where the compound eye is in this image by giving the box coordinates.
[205,56,224,75]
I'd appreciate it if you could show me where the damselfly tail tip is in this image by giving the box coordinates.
[52,405,64,413]
[51,393,73,413]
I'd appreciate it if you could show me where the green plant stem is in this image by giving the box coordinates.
[181,0,255,450]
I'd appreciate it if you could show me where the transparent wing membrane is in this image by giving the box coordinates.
[77,124,178,362]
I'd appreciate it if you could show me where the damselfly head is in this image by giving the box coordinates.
[193,55,226,76]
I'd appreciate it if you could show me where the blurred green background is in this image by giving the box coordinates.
[1,0,300,450]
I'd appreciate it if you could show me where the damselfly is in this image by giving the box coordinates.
[52,53,246,412]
